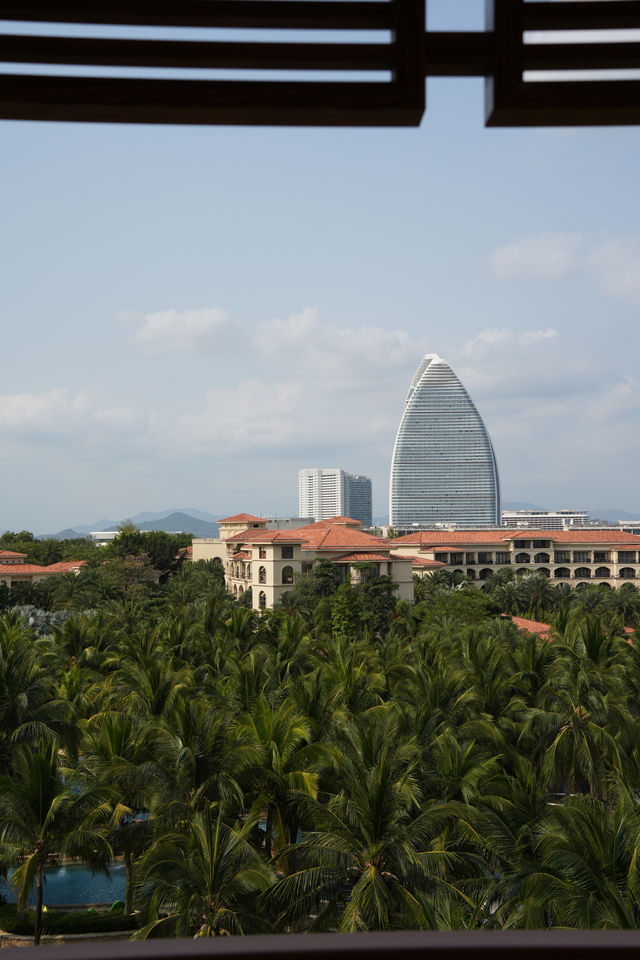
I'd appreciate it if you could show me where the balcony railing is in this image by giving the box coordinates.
[16,930,640,960]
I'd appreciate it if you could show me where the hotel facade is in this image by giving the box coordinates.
[193,514,416,610]
[391,528,640,587]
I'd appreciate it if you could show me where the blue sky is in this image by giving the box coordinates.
[2,2,640,531]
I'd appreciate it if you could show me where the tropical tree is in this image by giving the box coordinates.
[134,804,275,938]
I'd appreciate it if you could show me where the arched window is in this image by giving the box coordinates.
[534,553,550,563]
[537,568,551,578]
[233,584,238,595]
[258,566,267,584]
[246,564,251,579]
[258,590,266,609]
[238,586,244,594]
[515,553,531,564]
[620,567,636,579]
[595,567,611,579]
[554,567,571,579]
[282,565,294,585]
[479,568,492,580]
[574,567,591,579]
[466,569,476,580]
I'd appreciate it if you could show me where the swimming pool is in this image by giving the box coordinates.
[0,863,126,906]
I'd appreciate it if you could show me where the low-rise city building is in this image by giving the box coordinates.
[501,509,590,530]
[193,514,416,609]
[0,551,87,588]
[391,528,640,587]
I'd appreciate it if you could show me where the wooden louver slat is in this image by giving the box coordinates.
[1,0,640,128]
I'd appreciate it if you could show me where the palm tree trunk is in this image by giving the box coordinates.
[34,863,43,946]
[124,851,134,915]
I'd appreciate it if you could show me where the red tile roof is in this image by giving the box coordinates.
[231,551,251,560]
[0,563,48,574]
[510,616,551,638]
[226,517,393,553]
[392,529,640,548]
[219,513,266,524]
[43,560,88,573]
[0,549,27,560]
[330,552,394,563]
[399,555,446,568]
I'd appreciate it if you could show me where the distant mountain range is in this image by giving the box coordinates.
[39,509,223,540]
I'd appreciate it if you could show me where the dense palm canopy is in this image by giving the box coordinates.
[1,558,640,940]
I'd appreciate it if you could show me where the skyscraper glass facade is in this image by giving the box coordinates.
[389,354,500,527]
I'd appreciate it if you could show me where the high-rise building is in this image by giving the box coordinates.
[299,469,372,527]
[389,354,500,528]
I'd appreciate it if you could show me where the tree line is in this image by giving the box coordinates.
[1,558,640,942]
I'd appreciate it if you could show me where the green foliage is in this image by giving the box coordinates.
[1,570,640,936]
[0,905,138,934]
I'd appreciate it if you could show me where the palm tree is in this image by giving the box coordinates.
[134,804,275,938]
[0,741,110,944]
[266,708,471,931]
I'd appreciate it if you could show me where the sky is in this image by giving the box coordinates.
[2,1,640,532]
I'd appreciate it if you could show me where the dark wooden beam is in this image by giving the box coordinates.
[0,1,394,30]
[523,42,640,73]
[0,35,394,72]
[0,75,421,126]
[424,34,493,77]
[524,2,640,31]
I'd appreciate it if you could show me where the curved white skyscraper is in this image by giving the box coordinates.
[389,354,500,527]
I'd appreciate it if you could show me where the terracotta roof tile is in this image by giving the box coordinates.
[225,517,392,553]
[0,549,27,560]
[43,560,88,573]
[398,555,446,568]
[392,529,640,548]
[330,552,394,563]
[0,563,48,574]
[219,513,265,524]
[510,615,551,638]
[231,551,251,560]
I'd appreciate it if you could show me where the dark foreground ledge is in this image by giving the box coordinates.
[6,931,640,960]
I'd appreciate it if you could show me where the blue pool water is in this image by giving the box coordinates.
[0,863,126,906]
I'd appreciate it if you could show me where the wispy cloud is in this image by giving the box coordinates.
[488,232,640,308]
[131,306,237,352]
[487,233,583,279]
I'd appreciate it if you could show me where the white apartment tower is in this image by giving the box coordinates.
[299,469,372,526]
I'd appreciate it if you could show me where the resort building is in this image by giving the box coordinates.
[193,514,415,610]
[501,509,590,530]
[390,528,640,588]
[0,551,87,589]
[299,469,372,527]
[389,354,500,529]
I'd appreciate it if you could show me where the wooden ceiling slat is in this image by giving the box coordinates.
[523,42,640,72]
[0,1,394,30]
[524,2,640,32]
[0,35,393,71]
[0,74,420,125]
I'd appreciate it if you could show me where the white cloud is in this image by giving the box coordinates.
[487,233,583,279]
[520,328,559,347]
[131,306,235,351]
[487,233,640,308]
[463,328,512,356]
[589,237,640,306]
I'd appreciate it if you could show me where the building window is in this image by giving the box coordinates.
[465,553,476,565]
[574,567,591,579]
[301,562,313,574]
[573,552,591,563]
[620,568,636,579]
[259,546,267,559]
[258,566,267,584]
[532,540,551,549]
[554,552,570,563]
[282,565,294,585]
[515,553,531,564]
[594,552,610,564]
[534,553,550,563]
[435,553,448,563]
[478,552,493,564]
[495,552,509,564]
[478,568,492,580]
[450,553,463,565]
[281,545,294,559]
[618,552,637,563]
[513,541,530,549]
[554,567,571,579]
[258,591,266,609]
[594,567,611,579]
